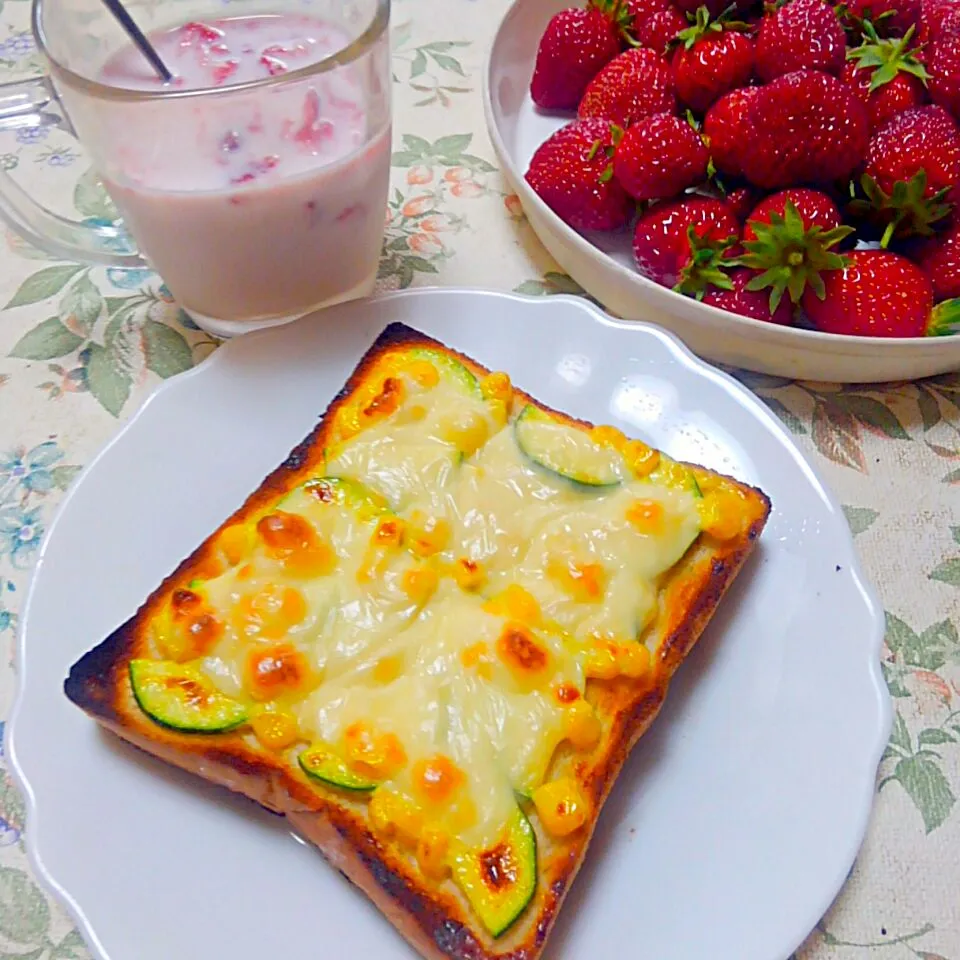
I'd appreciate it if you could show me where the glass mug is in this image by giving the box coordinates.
[0,0,391,336]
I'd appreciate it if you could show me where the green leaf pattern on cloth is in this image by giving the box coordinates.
[0,0,958,955]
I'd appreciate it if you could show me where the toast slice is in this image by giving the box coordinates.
[65,322,770,960]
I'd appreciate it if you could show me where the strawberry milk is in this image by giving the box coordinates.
[96,14,391,333]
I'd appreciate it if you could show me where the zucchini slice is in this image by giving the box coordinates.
[298,744,378,792]
[299,475,389,521]
[514,405,623,488]
[452,807,537,938]
[130,659,248,733]
[406,347,481,397]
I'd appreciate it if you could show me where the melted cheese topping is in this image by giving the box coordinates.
[149,351,720,848]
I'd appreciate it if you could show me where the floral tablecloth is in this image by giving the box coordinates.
[0,0,958,957]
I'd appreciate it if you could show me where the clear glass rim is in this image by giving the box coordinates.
[31,0,390,102]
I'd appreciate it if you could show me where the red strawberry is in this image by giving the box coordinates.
[743,188,842,241]
[844,0,921,36]
[578,47,677,126]
[738,191,853,311]
[674,0,740,18]
[841,23,929,130]
[858,105,960,240]
[703,268,796,323]
[741,70,870,188]
[801,249,941,336]
[671,10,754,112]
[917,0,960,44]
[928,38,960,119]
[625,0,673,27]
[613,114,709,199]
[724,186,762,221]
[914,219,960,299]
[703,86,760,177]
[634,6,689,53]
[632,196,740,292]
[525,119,632,230]
[531,5,624,110]
[755,0,846,82]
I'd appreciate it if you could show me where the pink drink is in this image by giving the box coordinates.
[97,15,390,328]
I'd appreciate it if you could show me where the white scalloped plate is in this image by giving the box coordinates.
[483,0,960,383]
[8,290,889,960]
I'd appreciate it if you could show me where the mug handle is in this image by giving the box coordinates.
[0,75,147,268]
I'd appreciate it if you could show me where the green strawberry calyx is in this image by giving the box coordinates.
[589,0,637,39]
[848,170,952,247]
[675,225,739,298]
[676,4,750,48]
[734,201,854,312]
[845,23,930,91]
[927,298,960,336]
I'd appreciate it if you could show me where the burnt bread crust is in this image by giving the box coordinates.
[65,322,770,960]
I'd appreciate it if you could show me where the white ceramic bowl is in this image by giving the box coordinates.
[483,0,960,383]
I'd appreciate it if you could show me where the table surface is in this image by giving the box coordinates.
[0,0,958,957]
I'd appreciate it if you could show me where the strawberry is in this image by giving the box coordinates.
[613,114,709,199]
[755,0,846,82]
[578,47,677,126]
[703,268,796,323]
[913,219,960,299]
[632,195,740,292]
[801,249,952,336]
[917,0,960,44]
[741,70,870,188]
[724,185,762,221]
[737,191,854,311]
[928,37,960,119]
[743,188,842,240]
[703,86,760,177]
[670,9,754,112]
[844,0,921,36]
[674,0,739,18]
[625,0,673,26]
[841,24,929,131]
[634,6,689,53]
[531,4,626,110]
[525,119,632,230]
[853,104,960,243]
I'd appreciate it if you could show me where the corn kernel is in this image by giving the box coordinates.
[219,524,252,565]
[405,359,440,388]
[548,558,607,603]
[397,403,427,424]
[532,777,589,837]
[413,755,465,805]
[362,376,405,421]
[245,642,310,699]
[250,710,300,751]
[590,425,627,451]
[448,795,477,832]
[373,517,406,548]
[416,824,451,880]
[373,654,404,685]
[487,399,509,427]
[497,623,551,680]
[626,498,665,535]
[407,512,451,558]
[563,700,602,750]
[402,566,439,604]
[237,584,308,640]
[344,723,408,779]
[584,641,620,680]
[453,557,485,592]
[617,642,652,679]
[623,440,660,478]
[480,371,512,402]
[483,584,542,625]
[369,790,423,846]
[700,491,744,541]
[442,413,489,457]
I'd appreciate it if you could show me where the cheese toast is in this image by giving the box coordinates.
[65,322,770,960]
